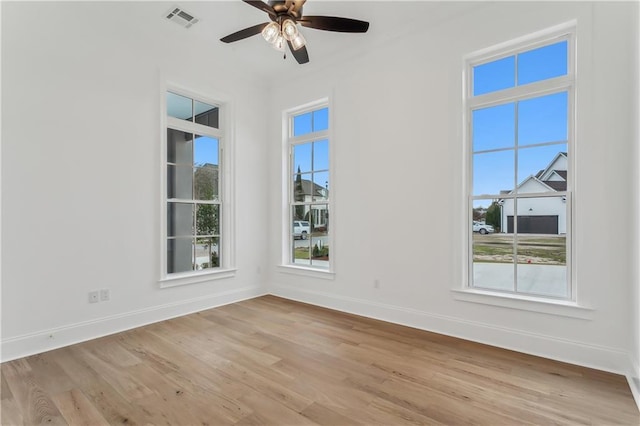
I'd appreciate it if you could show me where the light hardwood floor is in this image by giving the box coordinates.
[2,295,638,425]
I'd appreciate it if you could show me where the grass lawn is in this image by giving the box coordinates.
[473,234,566,265]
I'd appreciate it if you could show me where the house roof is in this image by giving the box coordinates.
[503,152,567,195]
[543,181,567,191]
[295,179,328,198]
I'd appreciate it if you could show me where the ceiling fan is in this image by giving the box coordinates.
[220,0,370,64]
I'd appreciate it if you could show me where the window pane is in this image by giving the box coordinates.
[195,166,218,201]
[194,135,218,166]
[517,145,567,193]
[311,204,329,235]
[516,216,567,298]
[292,203,310,223]
[518,41,568,86]
[310,204,329,267]
[473,220,515,292]
[313,139,329,171]
[293,240,311,266]
[473,150,514,196]
[167,203,193,237]
[311,236,329,268]
[194,136,219,201]
[195,237,219,270]
[473,56,515,96]
[292,172,312,202]
[167,165,193,199]
[292,206,312,266]
[472,103,515,152]
[472,199,501,233]
[293,143,312,173]
[167,238,194,274]
[167,92,193,121]
[293,112,312,136]
[312,171,329,201]
[512,196,566,235]
[194,101,219,129]
[167,129,192,164]
[518,92,568,146]
[312,108,329,132]
[196,204,219,236]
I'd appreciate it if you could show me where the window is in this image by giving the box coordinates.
[287,104,330,269]
[162,90,229,282]
[465,28,574,300]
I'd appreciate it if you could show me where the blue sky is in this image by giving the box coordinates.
[472,40,569,207]
[292,108,330,190]
[194,135,218,166]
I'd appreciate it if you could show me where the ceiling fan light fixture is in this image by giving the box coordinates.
[281,18,298,41]
[261,22,280,44]
[272,34,286,52]
[290,32,306,50]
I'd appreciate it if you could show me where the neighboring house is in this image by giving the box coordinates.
[499,152,567,234]
[293,178,329,229]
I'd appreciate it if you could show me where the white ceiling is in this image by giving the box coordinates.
[136,1,484,80]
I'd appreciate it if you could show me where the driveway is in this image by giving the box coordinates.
[473,262,568,298]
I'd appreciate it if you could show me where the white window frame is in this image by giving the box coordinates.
[280,98,335,277]
[455,22,592,318]
[159,84,236,288]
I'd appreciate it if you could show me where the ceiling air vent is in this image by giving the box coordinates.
[165,6,199,29]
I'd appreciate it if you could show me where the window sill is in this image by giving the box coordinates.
[159,268,237,288]
[277,265,335,280]
[451,288,593,320]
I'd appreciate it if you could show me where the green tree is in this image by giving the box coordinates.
[294,166,305,220]
[485,202,501,232]
[194,164,218,236]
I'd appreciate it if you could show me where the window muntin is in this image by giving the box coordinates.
[467,32,573,300]
[288,105,330,269]
[165,91,223,276]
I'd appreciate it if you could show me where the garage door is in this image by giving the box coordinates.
[507,215,558,234]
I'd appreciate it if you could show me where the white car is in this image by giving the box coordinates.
[293,221,310,239]
[473,221,494,234]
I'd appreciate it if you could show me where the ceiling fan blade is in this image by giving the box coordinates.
[242,0,276,17]
[220,22,269,43]
[288,41,309,64]
[299,16,370,33]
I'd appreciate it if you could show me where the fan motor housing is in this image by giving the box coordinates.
[269,0,303,19]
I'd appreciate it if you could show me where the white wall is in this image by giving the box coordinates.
[630,0,640,407]
[1,2,269,361]
[267,2,638,375]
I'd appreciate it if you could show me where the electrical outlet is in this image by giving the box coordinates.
[89,291,99,303]
[100,289,110,301]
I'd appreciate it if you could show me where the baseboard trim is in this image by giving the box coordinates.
[1,285,266,362]
[270,284,630,376]
[628,356,640,411]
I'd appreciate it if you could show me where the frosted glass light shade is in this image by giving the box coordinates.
[261,22,280,44]
[272,34,286,51]
[290,32,306,50]
[282,19,298,41]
